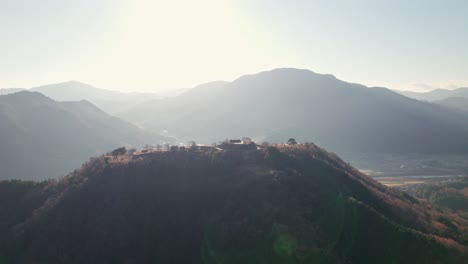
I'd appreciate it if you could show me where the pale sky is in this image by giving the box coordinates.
[1,0,467,92]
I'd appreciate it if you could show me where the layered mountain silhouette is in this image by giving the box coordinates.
[0,91,163,180]
[1,81,185,114]
[0,144,465,263]
[121,68,468,155]
[401,87,468,101]
[29,81,166,114]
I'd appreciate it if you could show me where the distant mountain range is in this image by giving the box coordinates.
[120,68,468,155]
[400,87,468,101]
[0,91,165,180]
[400,88,468,113]
[0,81,186,114]
[4,69,468,176]
[0,145,465,263]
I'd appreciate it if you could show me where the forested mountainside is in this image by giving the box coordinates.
[0,144,466,263]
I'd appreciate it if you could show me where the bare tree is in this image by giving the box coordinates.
[188,141,197,149]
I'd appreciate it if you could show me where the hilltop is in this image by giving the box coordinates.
[0,143,466,263]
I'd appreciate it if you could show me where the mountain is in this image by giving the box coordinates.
[434,97,468,112]
[401,87,468,101]
[0,144,465,263]
[28,81,169,114]
[121,68,468,155]
[0,91,164,180]
[121,80,230,125]
[0,88,25,95]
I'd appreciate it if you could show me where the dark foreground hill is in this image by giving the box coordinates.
[0,91,164,180]
[121,68,468,155]
[0,144,466,263]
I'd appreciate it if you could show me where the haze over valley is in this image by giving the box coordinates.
[5,68,468,178]
[1,1,468,263]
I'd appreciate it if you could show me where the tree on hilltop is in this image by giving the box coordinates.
[111,147,127,156]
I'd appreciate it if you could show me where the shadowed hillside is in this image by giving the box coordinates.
[0,91,165,180]
[121,68,468,155]
[434,97,468,113]
[0,144,466,263]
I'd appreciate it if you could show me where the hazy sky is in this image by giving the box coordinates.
[1,0,467,92]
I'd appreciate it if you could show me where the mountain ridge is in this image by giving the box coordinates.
[0,91,164,180]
